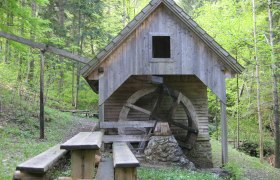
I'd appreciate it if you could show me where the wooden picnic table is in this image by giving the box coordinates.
[60,131,103,180]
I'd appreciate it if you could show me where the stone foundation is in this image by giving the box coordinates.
[144,136,195,170]
[184,140,213,168]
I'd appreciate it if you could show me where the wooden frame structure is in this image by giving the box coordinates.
[0,0,244,167]
[82,0,244,166]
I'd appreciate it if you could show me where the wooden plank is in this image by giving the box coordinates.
[95,158,114,180]
[99,121,156,128]
[113,142,139,168]
[115,167,137,180]
[103,135,149,143]
[71,150,96,179]
[16,144,67,173]
[0,31,91,64]
[60,132,103,150]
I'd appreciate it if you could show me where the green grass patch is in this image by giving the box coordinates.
[0,99,74,179]
[211,139,280,180]
[138,166,221,180]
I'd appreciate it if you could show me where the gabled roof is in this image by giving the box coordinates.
[81,0,244,77]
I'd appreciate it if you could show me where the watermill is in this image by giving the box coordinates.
[118,85,199,150]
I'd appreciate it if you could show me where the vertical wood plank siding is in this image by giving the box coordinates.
[90,5,226,105]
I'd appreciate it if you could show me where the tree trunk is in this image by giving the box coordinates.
[236,74,240,148]
[4,12,12,63]
[72,63,76,107]
[75,63,81,109]
[17,0,26,82]
[27,1,37,87]
[4,39,9,63]
[252,0,264,161]
[0,96,2,113]
[268,0,280,168]
[57,0,66,98]
[40,50,45,139]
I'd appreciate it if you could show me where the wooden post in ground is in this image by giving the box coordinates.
[40,50,45,139]
[220,100,228,165]
[71,150,96,179]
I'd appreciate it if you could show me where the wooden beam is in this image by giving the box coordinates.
[0,31,91,64]
[102,135,149,143]
[99,121,156,129]
[220,100,228,165]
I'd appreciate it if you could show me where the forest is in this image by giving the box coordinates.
[0,0,279,179]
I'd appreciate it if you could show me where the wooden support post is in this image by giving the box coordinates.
[99,104,104,122]
[115,167,137,180]
[71,150,96,180]
[220,100,228,165]
[40,50,45,139]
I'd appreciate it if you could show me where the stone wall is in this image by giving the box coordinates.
[144,136,195,170]
[184,140,213,168]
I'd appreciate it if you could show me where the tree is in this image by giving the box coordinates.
[268,0,280,168]
[252,0,264,162]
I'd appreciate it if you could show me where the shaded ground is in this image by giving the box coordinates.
[62,116,98,142]
[211,139,280,180]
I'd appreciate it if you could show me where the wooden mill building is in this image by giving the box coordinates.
[81,0,243,168]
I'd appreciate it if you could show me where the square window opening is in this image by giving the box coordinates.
[152,36,171,58]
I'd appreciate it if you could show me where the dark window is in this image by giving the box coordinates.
[152,36,171,58]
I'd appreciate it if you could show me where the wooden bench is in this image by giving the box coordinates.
[60,131,103,180]
[95,142,139,180]
[100,120,156,151]
[14,144,67,180]
[113,142,140,180]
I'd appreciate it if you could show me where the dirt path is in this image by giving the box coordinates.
[62,116,98,142]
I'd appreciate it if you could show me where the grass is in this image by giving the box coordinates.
[211,139,280,180]
[1,84,280,179]
[0,109,74,179]
[0,85,76,179]
[138,166,221,180]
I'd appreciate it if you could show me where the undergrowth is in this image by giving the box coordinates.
[0,85,74,179]
[211,139,280,180]
[138,167,221,180]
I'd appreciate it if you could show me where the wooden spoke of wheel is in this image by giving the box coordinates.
[118,85,199,150]
[166,89,199,149]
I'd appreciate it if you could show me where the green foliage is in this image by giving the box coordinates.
[0,0,152,110]
[224,162,244,180]
[0,85,74,179]
[211,139,280,179]
[190,0,279,152]
[138,167,221,180]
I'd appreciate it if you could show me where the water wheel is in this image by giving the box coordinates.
[118,85,199,150]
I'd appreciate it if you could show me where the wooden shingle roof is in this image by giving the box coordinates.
[81,0,244,77]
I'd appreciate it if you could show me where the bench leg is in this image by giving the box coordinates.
[115,167,137,180]
[71,150,96,180]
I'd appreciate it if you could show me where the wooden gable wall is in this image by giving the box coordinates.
[88,4,227,105]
